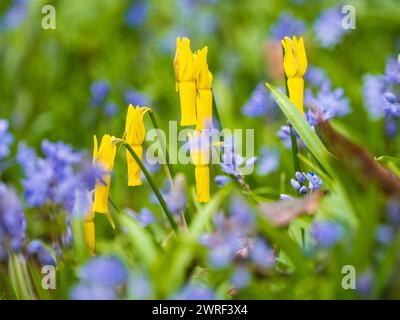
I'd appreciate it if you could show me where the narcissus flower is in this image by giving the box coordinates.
[282,36,308,114]
[174,37,197,126]
[188,130,210,202]
[195,47,213,129]
[124,104,150,186]
[85,134,116,255]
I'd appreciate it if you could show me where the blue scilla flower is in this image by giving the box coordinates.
[164,175,187,215]
[215,175,230,187]
[125,1,148,27]
[277,124,296,149]
[128,272,152,299]
[0,0,28,31]
[124,89,150,107]
[286,171,322,198]
[385,56,400,85]
[305,65,329,88]
[230,197,255,234]
[17,140,100,215]
[201,198,255,269]
[250,237,275,269]
[126,207,155,227]
[70,283,117,300]
[79,256,128,288]
[231,267,251,289]
[270,12,305,41]
[220,139,257,179]
[362,74,387,119]
[242,83,280,118]
[357,270,374,297]
[363,56,400,121]
[104,102,119,117]
[90,80,110,107]
[256,147,279,176]
[0,183,26,257]
[375,225,394,245]
[27,240,56,266]
[0,119,13,161]
[174,282,215,300]
[387,199,400,226]
[314,6,350,49]
[41,139,81,180]
[305,82,351,122]
[311,220,343,248]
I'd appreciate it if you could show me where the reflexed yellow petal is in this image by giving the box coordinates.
[282,37,297,78]
[296,37,308,76]
[196,47,213,90]
[93,135,98,163]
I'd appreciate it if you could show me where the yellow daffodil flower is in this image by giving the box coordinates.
[124,104,150,186]
[85,134,116,255]
[93,134,117,213]
[174,37,197,126]
[281,36,308,114]
[188,130,210,202]
[195,47,213,130]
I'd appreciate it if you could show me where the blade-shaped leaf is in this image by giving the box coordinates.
[265,83,332,174]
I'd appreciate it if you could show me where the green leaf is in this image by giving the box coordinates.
[376,156,400,178]
[265,83,332,175]
[118,214,159,268]
[189,184,232,238]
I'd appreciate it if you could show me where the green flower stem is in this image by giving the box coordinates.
[148,111,175,180]
[212,90,223,131]
[147,111,191,228]
[290,124,301,174]
[123,142,178,233]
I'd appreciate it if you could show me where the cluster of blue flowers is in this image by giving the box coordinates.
[16,140,102,216]
[0,183,26,261]
[269,7,351,49]
[311,220,343,248]
[90,79,151,117]
[71,255,214,299]
[280,171,322,200]
[363,55,400,137]
[71,256,128,300]
[125,1,149,28]
[215,138,258,187]
[26,240,55,266]
[270,12,305,41]
[0,0,28,32]
[0,119,13,162]
[313,6,351,49]
[241,84,282,119]
[200,197,275,289]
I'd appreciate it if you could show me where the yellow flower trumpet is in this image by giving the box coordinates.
[85,134,116,255]
[188,130,210,203]
[281,36,308,114]
[174,37,197,126]
[195,47,213,130]
[84,206,95,256]
[124,104,150,186]
[93,134,117,213]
